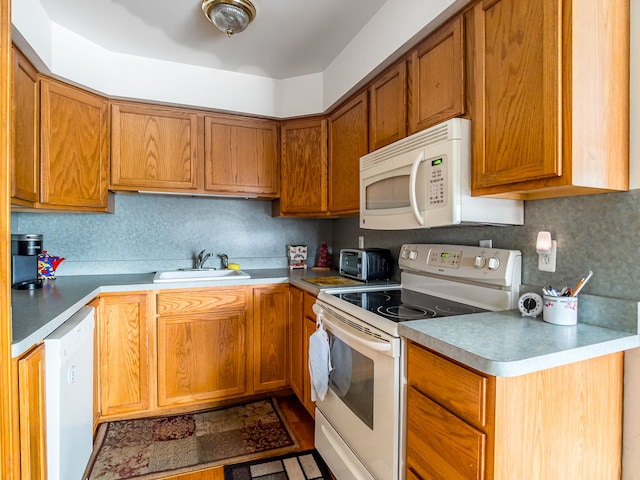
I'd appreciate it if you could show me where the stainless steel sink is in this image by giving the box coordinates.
[153,269,251,283]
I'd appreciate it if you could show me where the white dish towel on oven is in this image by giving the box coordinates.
[308,312,332,402]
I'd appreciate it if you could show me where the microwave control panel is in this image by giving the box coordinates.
[427,156,448,208]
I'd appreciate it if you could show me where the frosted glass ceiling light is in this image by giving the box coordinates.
[202,0,257,37]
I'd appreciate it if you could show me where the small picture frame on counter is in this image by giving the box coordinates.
[287,244,307,270]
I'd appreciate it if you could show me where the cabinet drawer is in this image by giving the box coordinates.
[303,292,317,320]
[157,287,247,315]
[406,386,485,480]
[407,342,487,427]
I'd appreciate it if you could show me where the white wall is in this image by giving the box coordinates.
[12,0,462,118]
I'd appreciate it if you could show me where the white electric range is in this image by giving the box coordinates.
[313,243,522,480]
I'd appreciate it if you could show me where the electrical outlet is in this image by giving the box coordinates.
[538,240,557,272]
[479,239,492,248]
[358,236,365,249]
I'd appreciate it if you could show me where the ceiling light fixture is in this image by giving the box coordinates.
[201,0,257,37]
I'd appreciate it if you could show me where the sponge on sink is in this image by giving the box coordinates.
[228,263,241,270]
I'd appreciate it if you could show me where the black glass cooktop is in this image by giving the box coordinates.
[332,289,486,322]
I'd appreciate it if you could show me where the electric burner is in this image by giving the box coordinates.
[335,288,486,323]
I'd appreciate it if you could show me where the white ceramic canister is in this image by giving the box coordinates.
[543,295,578,326]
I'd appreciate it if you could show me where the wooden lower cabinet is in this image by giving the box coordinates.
[406,341,624,480]
[288,287,316,417]
[96,293,151,419]
[157,287,249,407]
[17,343,47,480]
[289,287,304,400]
[96,285,292,421]
[252,285,289,392]
[157,310,248,406]
[301,316,316,417]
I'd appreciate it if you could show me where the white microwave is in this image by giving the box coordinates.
[359,118,523,230]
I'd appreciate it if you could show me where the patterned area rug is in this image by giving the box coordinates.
[224,450,333,480]
[84,398,299,480]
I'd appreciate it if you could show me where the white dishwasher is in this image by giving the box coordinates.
[45,306,95,480]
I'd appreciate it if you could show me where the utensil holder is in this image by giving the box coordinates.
[543,295,578,326]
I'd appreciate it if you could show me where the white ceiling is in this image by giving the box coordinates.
[36,0,388,79]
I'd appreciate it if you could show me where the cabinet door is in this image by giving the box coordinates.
[289,287,304,401]
[302,293,317,417]
[18,344,47,480]
[111,103,200,191]
[406,387,486,480]
[302,317,316,417]
[157,311,247,406]
[11,47,39,204]
[204,115,279,197]
[409,15,465,134]
[97,294,150,418]
[278,117,327,215]
[328,91,368,215]
[471,0,561,189]
[40,78,109,210]
[369,61,407,151]
[252,285,289,392]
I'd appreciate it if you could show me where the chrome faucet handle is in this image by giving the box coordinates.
[195,250,213,269]
[218,253,229,269]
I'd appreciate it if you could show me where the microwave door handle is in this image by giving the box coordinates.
[409,151,426,226]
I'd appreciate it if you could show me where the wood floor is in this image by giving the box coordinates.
[163,395,315,480]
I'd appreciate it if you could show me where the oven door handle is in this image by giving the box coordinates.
[319,311,395,355]
[409,150,426,226]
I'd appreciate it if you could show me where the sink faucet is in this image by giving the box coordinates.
[195,250,214,269]
[218,253,228,269]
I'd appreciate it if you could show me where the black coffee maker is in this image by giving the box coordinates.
[11,234,43,290]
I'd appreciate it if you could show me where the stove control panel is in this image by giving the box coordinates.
[399,244,522,287]
[427,248,462,268]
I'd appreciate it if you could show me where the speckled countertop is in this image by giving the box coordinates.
[13,272,640,377]
[11,268,341,357]
[399,310,640,377]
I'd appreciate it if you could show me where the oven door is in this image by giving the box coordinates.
[314,302,402,480]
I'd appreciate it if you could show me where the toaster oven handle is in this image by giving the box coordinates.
[409,151,425,226]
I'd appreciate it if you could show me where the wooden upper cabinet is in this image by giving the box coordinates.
[111,103,200,191]
[369,61,407,151]
[277,117,327,215]
[409,15,465,135]
[328,91,368,215]
[204,114,279,197]
[40,78,110,211]
[11,47,39,205]
[471,0,629,199]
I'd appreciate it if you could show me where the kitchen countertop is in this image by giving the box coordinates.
[11,268,346,357]
[399,309,640,377]
[13,271,640,377]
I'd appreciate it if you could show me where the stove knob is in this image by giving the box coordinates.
[474,255,486,268]
[409,251,418,260]
[401,250,408,259]
[488,257,500,270]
